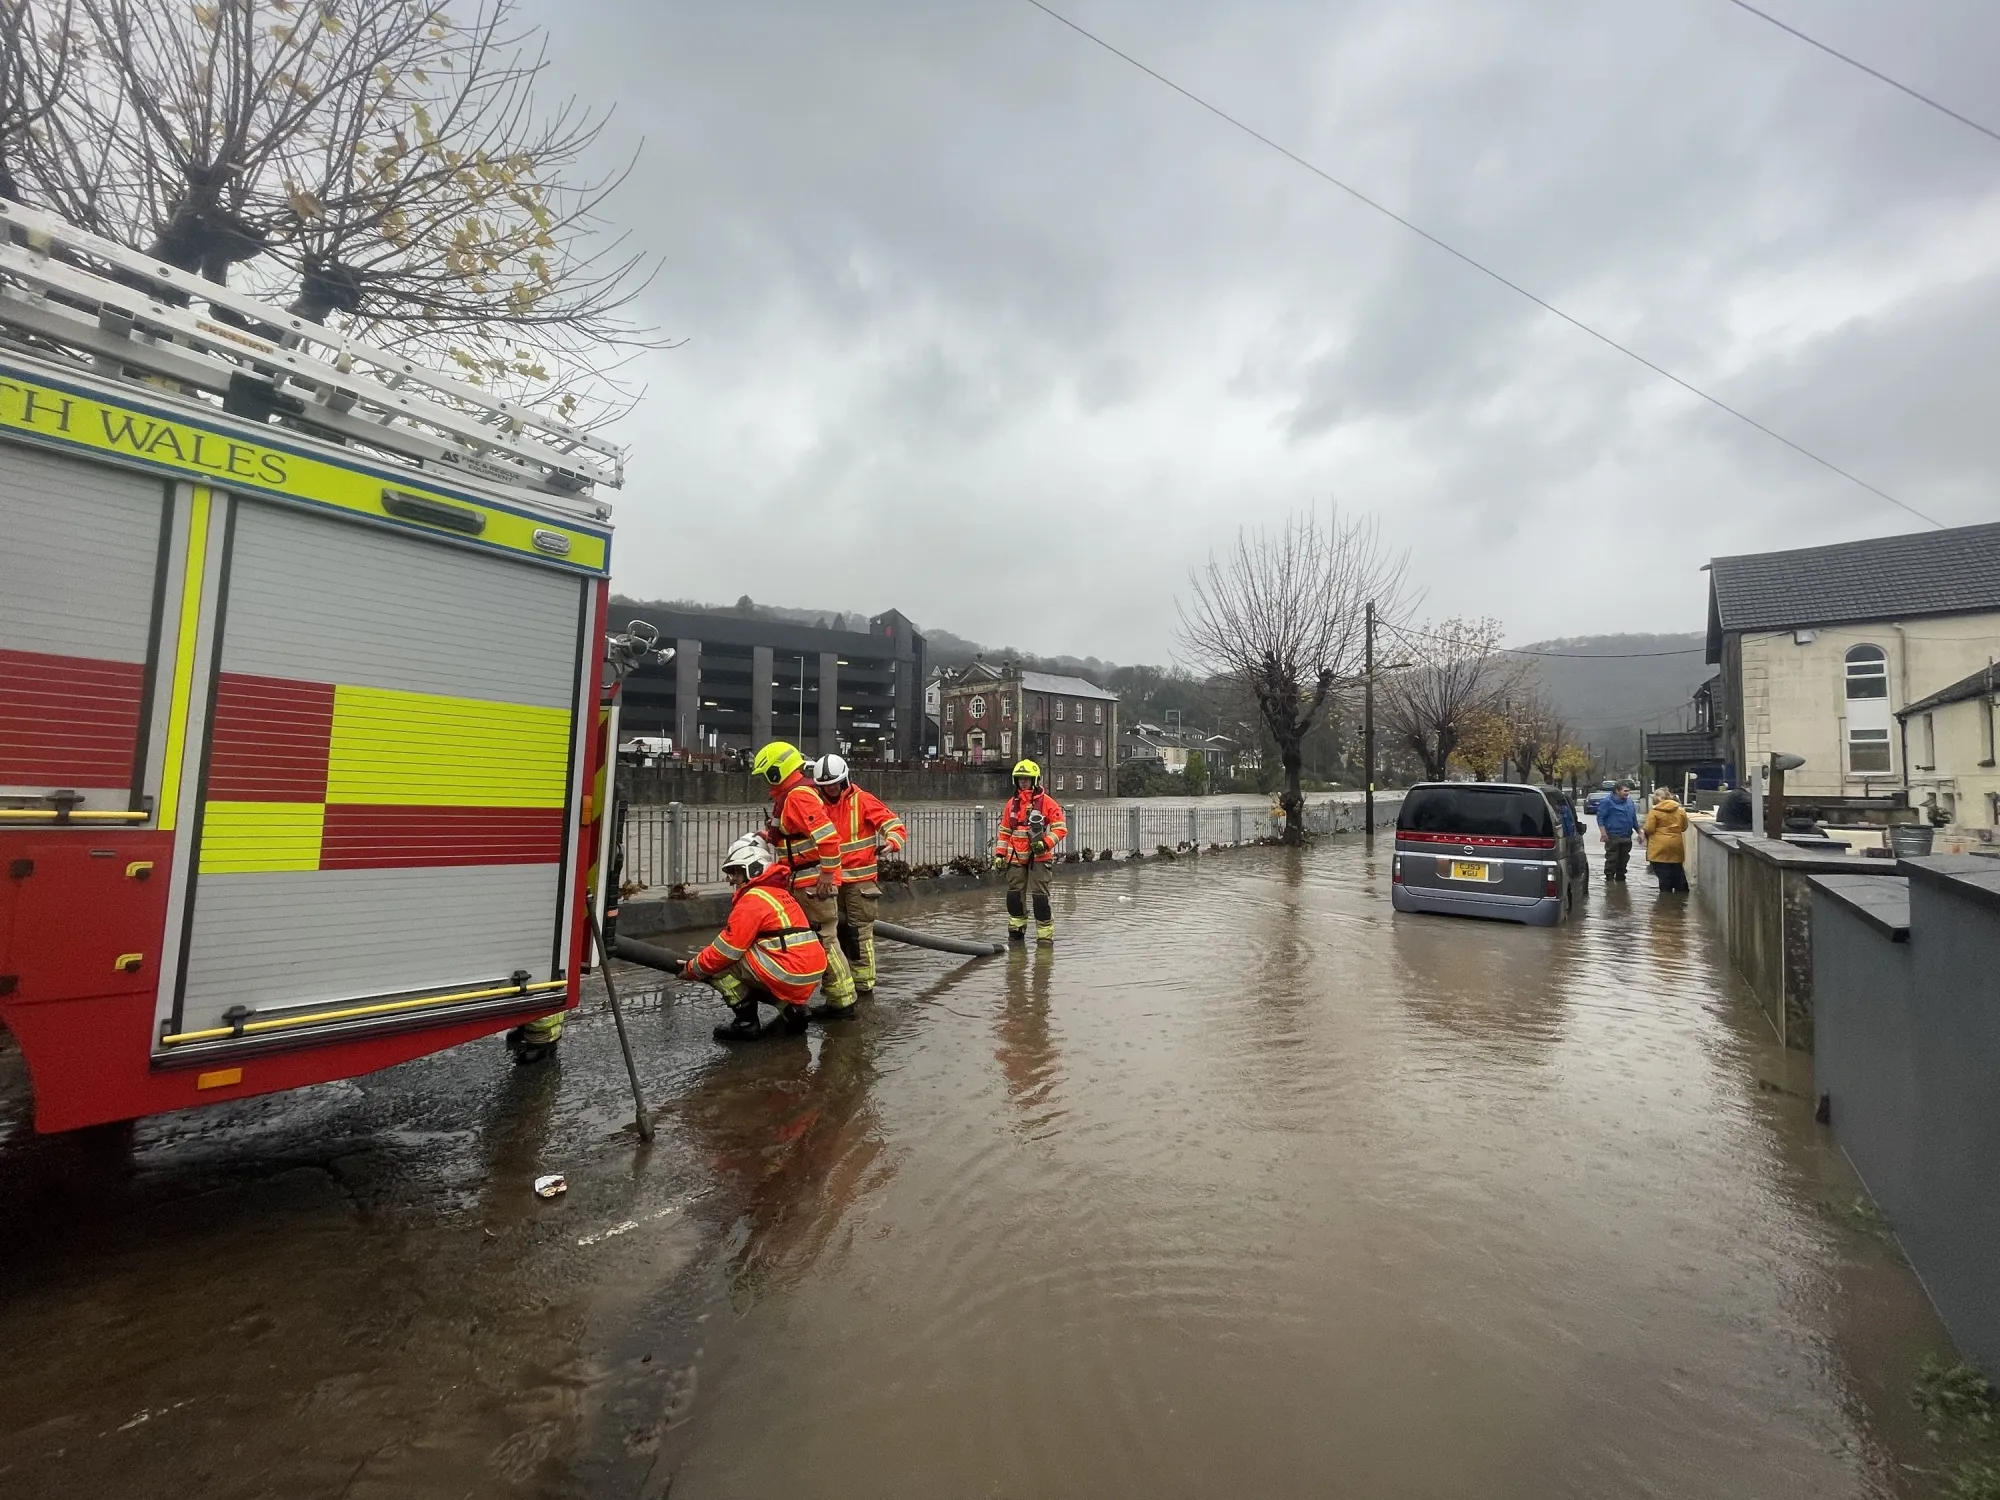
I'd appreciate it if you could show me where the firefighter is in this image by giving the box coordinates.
[813,753,908,997]
[505,1010,563,1065]
[751,740,856,1019]
[678,833,826,1041]
[996,758,1065,944]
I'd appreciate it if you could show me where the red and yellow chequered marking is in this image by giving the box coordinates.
[198,675,571,874]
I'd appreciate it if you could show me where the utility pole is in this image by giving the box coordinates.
[1364,600,1376,837]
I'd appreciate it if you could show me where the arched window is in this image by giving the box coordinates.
[1845,645,1892,774]
[1055,700,1066,721]
[969,695,986,720]
[1844,645,1887,700]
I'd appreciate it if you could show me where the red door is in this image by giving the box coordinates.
[0,833,172,1004]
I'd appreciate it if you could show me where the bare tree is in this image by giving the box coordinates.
[4,0,660,420]
[1178,507,1407,843]
[1502,681,1563,783]
[1377,616,1528,780]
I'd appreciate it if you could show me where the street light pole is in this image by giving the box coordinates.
[1364,600,1375,837]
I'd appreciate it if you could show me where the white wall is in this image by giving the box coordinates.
[1736,613,2000,798]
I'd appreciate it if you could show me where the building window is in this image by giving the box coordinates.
[1056,700,1066,721]
[1002,697,1013,720]
[1055,734,1066,755]
[1094,704,1103,724]
[945,734,954,753]
[1844,645,1888,700]
[1095,773,1104,791]
[1055,773,1066,791]
[1918,712,1936,770]
[1848,727,1892,774]
[1000,731,1012,755]
[969,695,986,720]
[1093,737,1103,758]
[1075,701,1085,722]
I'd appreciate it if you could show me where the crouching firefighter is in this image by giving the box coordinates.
[751,740,857,1019]
[814,753,908,997]
[678,833,828,1041]
[997,759,1065,944]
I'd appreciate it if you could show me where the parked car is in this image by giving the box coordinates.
[1391,782,1586,926]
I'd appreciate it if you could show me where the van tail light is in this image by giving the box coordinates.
[1545,865,1559,896]
[1392,854,1403,884]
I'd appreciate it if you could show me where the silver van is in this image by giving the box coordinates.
[1390,782,1585,926]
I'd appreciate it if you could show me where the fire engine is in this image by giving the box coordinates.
[0,199,625,1132]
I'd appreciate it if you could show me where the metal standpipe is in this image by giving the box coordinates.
[973,805,988,863]
[1233,807,1244,845]
[1128,804,1142,855]
[1189,807,1199,849]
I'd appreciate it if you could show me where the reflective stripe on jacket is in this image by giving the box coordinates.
[693,872,827,1003]
[828,784,906,884]
[997,787,1066,866]
[766,773,843,883]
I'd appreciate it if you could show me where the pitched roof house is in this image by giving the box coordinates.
[1703,522,2000,805]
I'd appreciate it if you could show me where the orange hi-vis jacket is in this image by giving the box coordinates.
[767,770,844,886]
[997,787,1066,866]
[826,784,907,887]
[690,867,827,1004]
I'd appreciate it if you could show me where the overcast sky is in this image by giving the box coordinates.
[530,0,2000,663]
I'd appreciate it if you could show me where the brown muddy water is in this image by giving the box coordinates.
[0,840,1965,1499]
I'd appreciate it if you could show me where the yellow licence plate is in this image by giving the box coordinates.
[1450,860,1489,881]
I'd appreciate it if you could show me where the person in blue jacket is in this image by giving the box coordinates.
[1595,782,1642,882]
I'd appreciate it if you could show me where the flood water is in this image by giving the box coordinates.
[0,838,1959,1498]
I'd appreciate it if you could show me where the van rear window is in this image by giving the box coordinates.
[1398,786,1555,839]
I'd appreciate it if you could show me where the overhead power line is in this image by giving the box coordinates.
[1017,0,1943,531]
[1720,0,2000,146]
[1378,618,1705,659]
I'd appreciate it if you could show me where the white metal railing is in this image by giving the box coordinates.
[621,794,1406,891]
[0,198,620,503]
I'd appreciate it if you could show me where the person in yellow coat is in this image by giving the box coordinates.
[1641,788,1690,894]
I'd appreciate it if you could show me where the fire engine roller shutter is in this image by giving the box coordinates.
[0,442,167,802]
[173,498,586,1037]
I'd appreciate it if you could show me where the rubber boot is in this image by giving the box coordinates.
[712,1002,764,1043]
[778,1003,812,1034]
[506,1012,563,1065]
[1036,924,1055,946]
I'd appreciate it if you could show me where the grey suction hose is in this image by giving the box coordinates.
[873,921,1005,958]
[613,934,695,973]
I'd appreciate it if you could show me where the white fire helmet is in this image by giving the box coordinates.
[721,832,777,882]
[813,753,850,790]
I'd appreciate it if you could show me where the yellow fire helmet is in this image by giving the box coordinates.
[752,741,806,785]
[1011,758,1041,782]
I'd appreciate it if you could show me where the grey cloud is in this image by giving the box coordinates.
[535,0,2000,662]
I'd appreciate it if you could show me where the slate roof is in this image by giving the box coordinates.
[1019,670,1119,702]
[1643,731,1722,762]
[1705,522,2000,662]
[1899,662,2000,718]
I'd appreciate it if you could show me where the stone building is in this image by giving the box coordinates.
[938,661,1119,798]
[1705,523,2000,808]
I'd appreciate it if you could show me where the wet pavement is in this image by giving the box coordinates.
[0,838,1964,1499]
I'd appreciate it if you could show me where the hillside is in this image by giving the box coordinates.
[1511,633,1711,771]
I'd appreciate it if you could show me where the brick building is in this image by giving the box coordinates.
[939,661,1118,798]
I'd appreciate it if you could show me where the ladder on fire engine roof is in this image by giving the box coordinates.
[0,197,623,506]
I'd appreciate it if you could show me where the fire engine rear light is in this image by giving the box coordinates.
[381,488,487,535]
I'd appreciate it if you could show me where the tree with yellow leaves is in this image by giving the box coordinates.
[1449,707,1513,782]
[2,0,660,421]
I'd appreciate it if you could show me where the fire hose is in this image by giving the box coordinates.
[615,924,1001,974]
